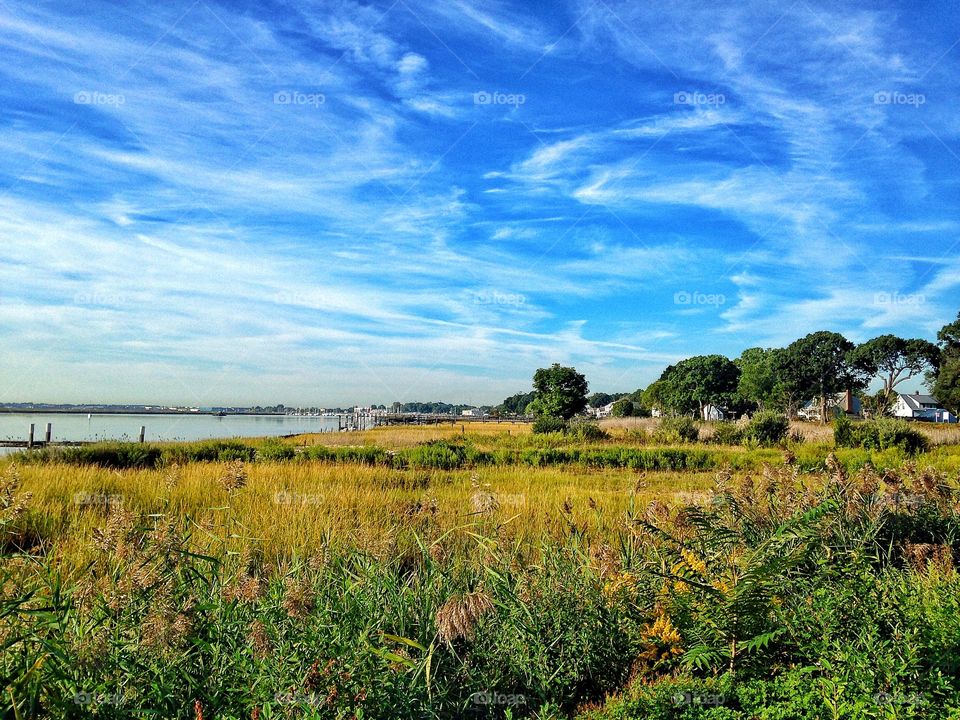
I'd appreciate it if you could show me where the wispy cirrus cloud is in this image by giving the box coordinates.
[0,0,957,404]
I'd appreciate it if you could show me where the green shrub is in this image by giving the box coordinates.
[333,445,388,465]
[162,439,256,464]
[256,439,296,462]
[403,441,467,469]
[62,443,162,469]
[568,421,609,442]
[865,418,929,454]
[533,416,568,434]
[834,413,856,448]
[742,411,790,447]
[652,416,700,444]
[711,422,744,446]
[834,417,928,455]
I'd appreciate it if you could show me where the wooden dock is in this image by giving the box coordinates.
[1,422,147,449]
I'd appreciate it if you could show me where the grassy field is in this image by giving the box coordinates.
[3,420,960,718]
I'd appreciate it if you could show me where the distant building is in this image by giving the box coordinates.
[798,390,862,421]
[702,404,726,421]
[893,393,957,423]
[595,402,616,418]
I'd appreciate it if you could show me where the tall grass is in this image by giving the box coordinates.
[4,452,960,718]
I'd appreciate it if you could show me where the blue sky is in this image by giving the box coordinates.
[1,0,958,406]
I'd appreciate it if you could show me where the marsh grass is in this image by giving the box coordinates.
[5,426,960,718]
[13,460,720,571]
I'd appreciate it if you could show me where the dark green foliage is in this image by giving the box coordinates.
[60,442,163,469]
[834,413,856,448]
[741,412,790,447]
[848,335,940,401]
[932,312,960,415]
[162,439,257,464]
[499,391,538,415]
[834,417,929,454]
[530,364,589,420]
[256,439,296,462]
[403,441,469,469]
[657,355,741,418]
[518,447,712,471]
[533,415,569,434]
[773,331,867,419]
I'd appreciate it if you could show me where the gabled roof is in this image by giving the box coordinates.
[899,394,941,411]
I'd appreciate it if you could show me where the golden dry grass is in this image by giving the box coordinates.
[292,420,532,448]
[12,459,712,576]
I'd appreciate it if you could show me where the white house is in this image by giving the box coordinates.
[595,402,616,418]
[702,404,726,421]
[893,393,957,423]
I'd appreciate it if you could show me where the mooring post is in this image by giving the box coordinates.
[27,423,35,448]
[45,423,52,444]
[138,426,146,443]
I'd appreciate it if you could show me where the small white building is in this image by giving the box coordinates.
[595,402,616,418]
[702,404,726,421]
[893,393,957,423]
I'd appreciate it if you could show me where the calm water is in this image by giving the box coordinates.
[0,413,343,445]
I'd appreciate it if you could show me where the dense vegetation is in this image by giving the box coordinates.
[4,421,960,718]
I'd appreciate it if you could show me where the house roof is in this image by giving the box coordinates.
[899,394,941,411]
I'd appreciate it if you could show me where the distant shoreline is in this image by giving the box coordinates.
[0,409,289,416]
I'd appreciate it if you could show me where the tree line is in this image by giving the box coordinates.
[498,311,960,423]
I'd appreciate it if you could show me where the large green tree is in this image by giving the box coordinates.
[641,381,668,415]
[931,312,960,414]
[529,364,589,420]
[848,335,940,414]
[735,347,782,411]
[773,331,866,423]
[658,354,740,418]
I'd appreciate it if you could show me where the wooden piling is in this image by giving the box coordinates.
[27,423,35,449]
[45,423,52,444]
[138,426,146,443]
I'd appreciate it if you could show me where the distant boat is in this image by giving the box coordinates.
[214,411,226,417]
